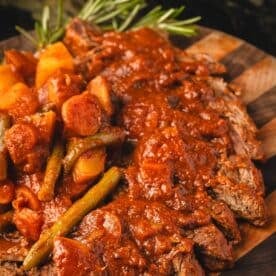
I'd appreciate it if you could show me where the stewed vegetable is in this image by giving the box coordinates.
[23,167,121,270]
[63,128,125,174]
[38,140,64,202]
[0,28,126,271]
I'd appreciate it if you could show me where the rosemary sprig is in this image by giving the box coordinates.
[133,6,201,36]
[16,0,201,49]
[16,0,66,48]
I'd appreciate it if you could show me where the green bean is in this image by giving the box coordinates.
[23,166,121,270]
[0,210,14,232]
[38,141,64,202]
[63,127,125,174]
[0,113,10,181]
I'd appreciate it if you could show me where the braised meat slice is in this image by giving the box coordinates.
[53,237,99,276]
[211,176,268,226]
[63,18,102,56]
[175,50,226,76]
[218,154,265,195]
[187,224,234,271]
[172,253,205,276]
[193,191,241,244]
[126,162,174,201]
[207,199,241,244]
[72,196,210,275]
[207,77,263,160]
[122,89,229,142]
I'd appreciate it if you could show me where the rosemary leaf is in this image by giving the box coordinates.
[170,17,202,26]
[15,26,38,46]
[41,6,50,34]
[161,24,197,36]
[35,22,43,42]
[118,4,141,31]
[157,8,176,24]
[94,8,124,24]
[48,27,66,43]
[56,0,64,29]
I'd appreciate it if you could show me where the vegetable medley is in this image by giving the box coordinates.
[0,31,125,260]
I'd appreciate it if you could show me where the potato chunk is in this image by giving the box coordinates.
[0,65,22,94]
[73,147,106,183]
[36,42,74,87]
[5,123,38,165]
[0,82,38,121]
[62,93,102,137]
[4,50,37,83]
[88,76,113,116]
[24,111,56,144]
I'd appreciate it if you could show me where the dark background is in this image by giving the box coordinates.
[151,0,276,56]
[0,0,276,56]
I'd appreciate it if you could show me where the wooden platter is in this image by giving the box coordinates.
[0,26,275,275]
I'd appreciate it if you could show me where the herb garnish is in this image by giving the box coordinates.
[16,0,201,49]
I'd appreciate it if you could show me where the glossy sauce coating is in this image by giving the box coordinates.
[52,25,267,274]
[0,19,267,275]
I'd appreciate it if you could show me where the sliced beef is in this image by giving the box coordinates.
[218,154,265,195]
[207,78,263,160]
[187,224,234,271]
[172,252,205,276]
[211,176,268,226]
[166,189,241,244]
[72,197,211,274]
[126,162,174,201]
[207,199,241,244]
[63,18,102,56]
[122,93,174,140]
[74,206,148,274]
[53,237,99,276]
[175,49,226,75]
[165,187,198,213]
